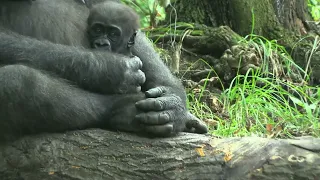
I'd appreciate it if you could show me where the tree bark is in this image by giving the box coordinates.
[168,0,320,83]
[172,0,312,37]
[1,129,320,180]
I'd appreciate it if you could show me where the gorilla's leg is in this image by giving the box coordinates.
[0,64,114,142]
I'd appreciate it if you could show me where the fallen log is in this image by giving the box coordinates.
[1,129,320,180]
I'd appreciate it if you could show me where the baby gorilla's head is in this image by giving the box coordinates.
[87,1,140,56]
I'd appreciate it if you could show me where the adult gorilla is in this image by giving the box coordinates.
[0,0,207,142]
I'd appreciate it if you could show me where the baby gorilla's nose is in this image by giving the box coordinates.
[93,39,111,50]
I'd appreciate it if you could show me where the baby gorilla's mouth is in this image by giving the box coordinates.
[93,39,111,51]
[95,44,111,50]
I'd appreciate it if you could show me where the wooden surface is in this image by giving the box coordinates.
[1,129,319,180]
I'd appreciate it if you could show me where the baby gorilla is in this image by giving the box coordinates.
[87,1,140,56]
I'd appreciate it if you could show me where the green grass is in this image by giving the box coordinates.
[140,4,320,138]
[186,34,320,138]
[220,71,319,138]
[184,7,320,138]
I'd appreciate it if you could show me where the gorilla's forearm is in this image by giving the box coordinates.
[133,32,187,102]
[0,31,144,94]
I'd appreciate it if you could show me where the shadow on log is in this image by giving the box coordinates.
[1,129,320,180]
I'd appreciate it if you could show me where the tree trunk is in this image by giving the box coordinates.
[172,0,312,37]
[1,129,320,180]
[169,0,320,83]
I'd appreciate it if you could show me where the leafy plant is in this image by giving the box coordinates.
[121,0,170,28]
[186,8,320,138]
[308,0,320,21]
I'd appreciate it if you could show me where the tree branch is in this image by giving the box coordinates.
[1,129,319,180]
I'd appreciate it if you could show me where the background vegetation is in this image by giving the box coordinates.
[308,0,320,20]
[121,0,320,139]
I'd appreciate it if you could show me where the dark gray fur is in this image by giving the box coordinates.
[0,0,207,143]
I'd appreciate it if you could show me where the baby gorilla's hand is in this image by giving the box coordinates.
[115,56,146,94]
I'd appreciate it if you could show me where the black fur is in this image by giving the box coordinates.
[0,0,208,143]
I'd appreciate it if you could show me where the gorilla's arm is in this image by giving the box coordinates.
[129,32,208,135]
[0,64,149,142]
[133,32,186,100]
[0,31,145,94]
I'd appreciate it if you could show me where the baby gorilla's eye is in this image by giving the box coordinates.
[108,30,120,37]
[94,27,103,34]
[90,23,105,35]
[95,28,101,32]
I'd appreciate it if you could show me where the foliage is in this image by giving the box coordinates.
[185,8,320,138]
[140,1,320,138]
[186,36,320,138]
[308,0,320,21]
[220,70,320,138]
[120,0,170,28]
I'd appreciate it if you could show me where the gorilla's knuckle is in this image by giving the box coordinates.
[159,112,170,122]
[124,59,132,69]
[129,56,142,69]
[172,94,182,101]
[158,86,167,93]
[168,95,183,107]
[137,70,146,84]
[155,99,165,110]
[164,111,174,122]
[155,86,167,96]
[137,59,143,69]
[133,56,143,67]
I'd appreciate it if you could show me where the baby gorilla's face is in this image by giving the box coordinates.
[88,22,137,56]
[87,1,140,56]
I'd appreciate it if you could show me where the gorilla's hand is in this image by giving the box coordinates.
[135,87,208,137]
[108,87,208,137]
[111,55,146,94]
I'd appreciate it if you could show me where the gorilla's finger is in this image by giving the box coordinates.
[185,120,208,134]
[135,112,170,125]
[144,124,174,137]
[135,98,164,111]
[128,56,143,70]
[135,95,181,111]
[145,86,167,98]
[136,69,146,85]
[185,113,208,134]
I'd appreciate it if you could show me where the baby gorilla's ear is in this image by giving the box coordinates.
[127,31,138,48]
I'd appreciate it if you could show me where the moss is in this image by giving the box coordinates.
[174,0,215,26]
[228,0,279,37]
